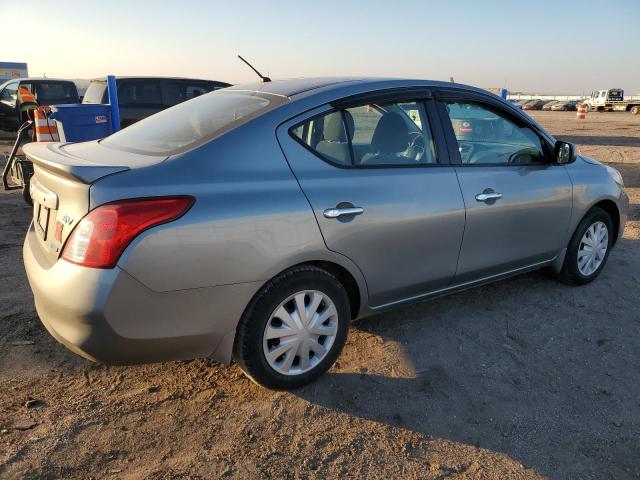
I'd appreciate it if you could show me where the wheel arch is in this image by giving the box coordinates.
[591,198,621,245]
[226,259,366,366]
[304,260,361,320]
[249,259,367,321]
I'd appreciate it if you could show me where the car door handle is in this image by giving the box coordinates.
[323,207,364,218]
[475,192,503,202]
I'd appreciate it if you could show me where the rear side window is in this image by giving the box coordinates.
[165,81,213,107]
[291,100,437,167]
[36,82,78,104]
[118,81,162,107]
[101,90,284,155]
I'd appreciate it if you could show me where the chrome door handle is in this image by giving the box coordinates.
[323,207,364,218]
[475,192,502,202]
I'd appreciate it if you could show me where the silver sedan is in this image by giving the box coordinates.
[22,78,628,389]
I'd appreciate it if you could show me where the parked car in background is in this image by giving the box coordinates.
[542,100,561,111]
[22,78,628,389]
[82,76,232,128]
[522,99,546,110]
[508,99,522,109]
[551,100,580,111]
[0,78,79,131]
[516,99,530,107]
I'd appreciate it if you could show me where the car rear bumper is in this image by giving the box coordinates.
[23,225,260,365]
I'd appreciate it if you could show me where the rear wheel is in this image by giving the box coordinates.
[630,106,640,115]
[234,266,350,389]
[558,208,613,285]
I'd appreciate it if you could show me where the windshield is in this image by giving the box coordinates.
[102,90,285,155]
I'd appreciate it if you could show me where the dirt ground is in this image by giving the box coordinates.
[1,111,639,479]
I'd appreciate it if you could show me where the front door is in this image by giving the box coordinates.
[277,92,466,307]
[438,95,573,284]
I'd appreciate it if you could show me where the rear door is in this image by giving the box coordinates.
[436,89,573,284]
[277,89,466,307]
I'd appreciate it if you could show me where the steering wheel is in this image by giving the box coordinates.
[405,131,425,161]
[508,149,535,164]
[458,141,474,163]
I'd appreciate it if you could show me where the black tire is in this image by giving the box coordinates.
[558,207,613,286]
[631,106,640,115]
[234,265,350,389]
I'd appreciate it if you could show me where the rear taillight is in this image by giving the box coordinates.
[61,196,194,269]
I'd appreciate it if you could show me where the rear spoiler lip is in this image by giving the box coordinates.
[23,142,130,184]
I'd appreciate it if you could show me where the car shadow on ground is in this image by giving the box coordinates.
[294,235,640,478]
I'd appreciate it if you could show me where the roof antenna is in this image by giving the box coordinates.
[238,55,271,83]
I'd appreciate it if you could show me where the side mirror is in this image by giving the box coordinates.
[554,141,576,165]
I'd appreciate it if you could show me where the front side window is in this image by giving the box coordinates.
[0,81,19,106]
[102,90,284,155]
[445,101,546,165]
[291,99,437,167]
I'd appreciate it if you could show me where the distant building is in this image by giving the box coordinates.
[0,62,28,82]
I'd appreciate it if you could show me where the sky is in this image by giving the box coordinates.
[2,0,639,94]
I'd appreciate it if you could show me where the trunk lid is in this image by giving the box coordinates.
[23,141,166,264]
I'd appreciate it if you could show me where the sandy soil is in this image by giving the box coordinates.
[1,111,639,479]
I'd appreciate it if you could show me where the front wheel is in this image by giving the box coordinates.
[558,208,613,285]
[234,266,350,389]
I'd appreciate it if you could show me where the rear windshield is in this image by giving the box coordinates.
[101,90,285,155]
[37,82,78,104]
[82,81,107,104]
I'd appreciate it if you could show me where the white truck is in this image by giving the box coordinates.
[584,89,640,114]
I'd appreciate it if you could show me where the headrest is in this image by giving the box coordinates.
[371,112,409,153]
[324,110,355,142]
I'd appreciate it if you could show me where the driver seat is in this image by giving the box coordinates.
[360,112,409,165]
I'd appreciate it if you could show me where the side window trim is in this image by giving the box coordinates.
[435,93,553,167]
[289,92,451,169]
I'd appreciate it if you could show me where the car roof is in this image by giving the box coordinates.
[226,77,493,99]
[88,76,229,83]
[0,77,75,86]
[0,78,79,91]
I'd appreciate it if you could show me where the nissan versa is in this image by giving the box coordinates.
[23,78,628,389]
